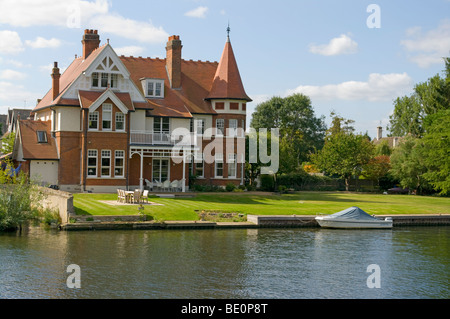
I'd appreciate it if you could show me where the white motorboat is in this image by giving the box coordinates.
[315,207,393,229]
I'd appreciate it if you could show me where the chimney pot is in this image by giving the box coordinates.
[82,29,100,59]
[51,61,61,101]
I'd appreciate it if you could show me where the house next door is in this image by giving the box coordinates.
[152,159,169,182]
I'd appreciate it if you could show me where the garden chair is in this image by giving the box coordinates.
[132,189,141,204]
[170,180,179,192]
[154,179,162,191]
[145,179,153,191]
[140,190,149,203]
[162,180,170,192]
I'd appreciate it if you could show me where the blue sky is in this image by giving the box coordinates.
[0,0,449,139]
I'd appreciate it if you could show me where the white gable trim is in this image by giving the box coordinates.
[80,89,130,114]
[83,44,130,79]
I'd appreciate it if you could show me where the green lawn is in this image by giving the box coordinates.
[73,191,450,221]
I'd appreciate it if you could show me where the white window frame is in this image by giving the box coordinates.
[194,153,204,178]
[114,150,125,178]
[88,111,99,130]
[101,150,111,177]
[115,112,125,131]
[87,150,97,177]
[228,119,238,137]
[144,79,164,98]
[196,119,205,135]
[102,104,112,131]
[227,153,237,178]
[216,118,224,136]
[110,73,118,89]
[215,153,223,178]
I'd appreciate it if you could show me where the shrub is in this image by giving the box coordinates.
[260,174,275,191]
[226,183,236,192]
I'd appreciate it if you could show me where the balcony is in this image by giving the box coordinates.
[130,131,196,146]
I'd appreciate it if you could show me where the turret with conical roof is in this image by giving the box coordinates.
[206,30,251,102]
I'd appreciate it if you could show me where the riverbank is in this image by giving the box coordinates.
[60,214,450,231]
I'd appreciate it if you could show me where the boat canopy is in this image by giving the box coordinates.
[325,207,378,221]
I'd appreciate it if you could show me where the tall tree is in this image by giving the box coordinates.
[390,135,429,194]
[250,93,326,173]
[311,130,374,191]
[421,109,450,195]
[388,57,450,137]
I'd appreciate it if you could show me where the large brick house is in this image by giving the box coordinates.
[12,29,251,192]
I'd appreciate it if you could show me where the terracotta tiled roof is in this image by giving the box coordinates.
[18,120,58,160]
[206,38,252,102]
[33,44,108,112]
[120,56,218,117]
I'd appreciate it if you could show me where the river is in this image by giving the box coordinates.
[0,226,448,299]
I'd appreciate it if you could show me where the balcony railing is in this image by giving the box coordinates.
[130,131,196,146]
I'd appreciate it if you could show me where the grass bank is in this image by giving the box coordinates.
[73,191,450,222]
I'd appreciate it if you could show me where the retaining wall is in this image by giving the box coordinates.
[39,187,74,224]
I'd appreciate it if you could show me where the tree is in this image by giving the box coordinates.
[362,155,391,187]
[421,109,450,195]
[311,131,374,191]
[389,57,449,137]
[390,135,429,194]
[250,93,326,173]
[0,160,45,231]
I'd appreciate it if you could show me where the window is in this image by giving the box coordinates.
[215,153,223,178]
[101,150,111,177]
[87,150,97,177]
[115,112,125,131]
[92,72,99,87]
[102,104,112,130]
[37,131,47,143]
[146,80,164,98]
[215,102,225,110]
[228,154,236,178]
[89,111,99,130]
[228,119,238,137]
[114,150,124,177]
[153,117,169,143]
[216,119,224,136]
[242,103,247,111]
[196,119,205,135]
[101,73,108,88]
[152,159,169,183]
[194,153,204,178]
[110,74,118,88]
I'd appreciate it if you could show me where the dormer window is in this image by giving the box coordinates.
[141,78,164,98]
[37,131,48,143]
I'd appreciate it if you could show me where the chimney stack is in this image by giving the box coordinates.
[377,126,383,140]
[51,61,61,101]
[166,35,182,88]
[82,29,100,59]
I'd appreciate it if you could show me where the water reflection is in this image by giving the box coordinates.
[0,226,448,299]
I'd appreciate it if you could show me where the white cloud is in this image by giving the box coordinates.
[0,30,24,55]
[0,81,37,104]
[401,20,450,68]
[0,69,27,81]
[25,37,62,49]
[93,14,169,44]
[309,34,358,56]
[184,6,208,19]
[287,73,413,102]
[0,0,109,27]
[0,0,168,44]
[115,46,145,57]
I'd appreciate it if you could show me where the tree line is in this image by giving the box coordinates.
[248,57,449,196]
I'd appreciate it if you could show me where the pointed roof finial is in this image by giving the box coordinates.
[226,22,231,42]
